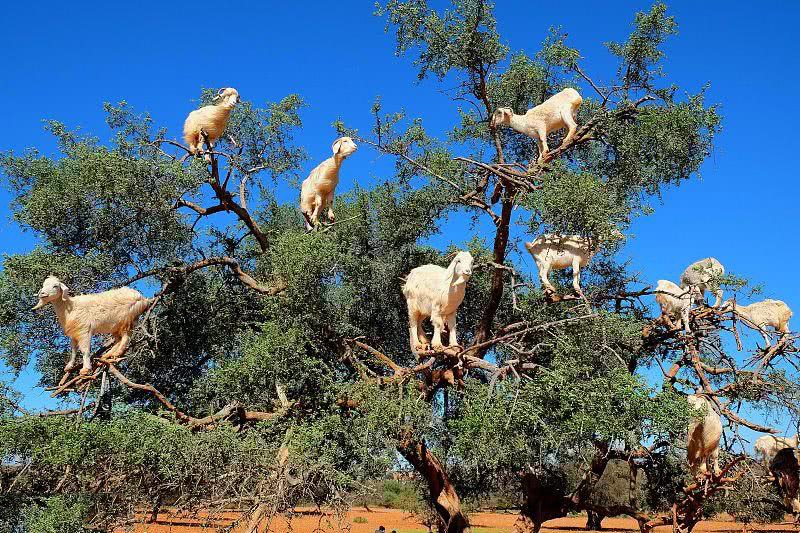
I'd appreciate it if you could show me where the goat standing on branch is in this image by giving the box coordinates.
[524,231,622,300]
[402,251,473,355]
[300,137,357,230]
[32,276,151,375]
[654,279,692,332]
[491,88,582,164]
[183,87,239,161]
[721,298,792,347]
[686,394,722,478]
[755,434,799,467]
[680,257,725,307]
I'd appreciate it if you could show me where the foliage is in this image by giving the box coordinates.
[357,479,426,512]
[22,496,91,533]
[0,1,791,531]
[705,463,787,524]
[588,459,647,511]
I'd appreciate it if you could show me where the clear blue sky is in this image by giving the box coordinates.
[1,1,798,436]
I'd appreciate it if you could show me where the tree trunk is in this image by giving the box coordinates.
[398,437,470,533]
[516,470,569,533]
[518,443,614,533]
[571,441,611,507]
[228,503,270,533]
[585,510,604,530]
[474,195,514,351]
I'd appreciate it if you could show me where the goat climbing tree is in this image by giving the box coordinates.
[1,2,798,533]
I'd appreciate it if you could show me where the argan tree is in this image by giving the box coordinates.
[1,2,797,533]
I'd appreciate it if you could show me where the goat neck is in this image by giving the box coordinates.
[508,112,530,135]
[49,297,73,329]
[332,151,350,166]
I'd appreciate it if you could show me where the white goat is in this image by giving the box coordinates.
[300,137,357,230]
[32,276,151,375]
[721,298,792,347]
[183,87,240,161]
[654,280,693,332]
[755,434,799,467]
[680,257,725,307]
[686,394,722,477]
[491,88,583,164]
[524,232,621,298]
[402,251,474,354]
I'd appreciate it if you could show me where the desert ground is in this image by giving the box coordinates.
[122,507,799,532]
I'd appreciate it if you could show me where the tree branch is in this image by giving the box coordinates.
[124,257,286,297]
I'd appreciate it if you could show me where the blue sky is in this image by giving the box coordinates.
[1,1,798,438]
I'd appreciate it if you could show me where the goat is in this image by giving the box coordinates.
[654,280,693,332]
[300,137,357,230]
[402,251,473,355]
[680,257,725,307]
[491,88,582,164]
[524,232,622,299]
[686,394,722,477]
[770,447,800,516]
[721,298,792,347]
[183,87,240,161]
[755,434,799,467]
[32,276,151,375]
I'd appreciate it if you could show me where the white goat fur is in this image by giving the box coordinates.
[183,88,239,160]
[491,88,582,164]
[680,257,725,307]
[686,394,722,477]
[654,280,692,332]
[402,251,474,354]
[722,298,792,347]
[755,434,799,467]
[300,137,358,230]
[524,233,618,297]
[32,276,151,374]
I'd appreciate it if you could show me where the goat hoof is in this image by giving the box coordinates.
[79,368,92,376]
[544,291,561,303]
[415,343,431,353]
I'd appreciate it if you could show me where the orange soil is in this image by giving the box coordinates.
[122,507,798,533]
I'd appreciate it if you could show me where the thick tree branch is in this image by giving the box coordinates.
[124,257,286,297]
[397,433,471,533]
[106,364,291,430]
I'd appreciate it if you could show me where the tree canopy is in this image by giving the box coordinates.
[1,2,797,533]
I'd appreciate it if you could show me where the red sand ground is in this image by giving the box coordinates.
[122,507,799,533]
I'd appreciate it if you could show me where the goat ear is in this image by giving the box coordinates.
[59,283,69,300]
[446,259,458,285]
[331,138,342,154]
